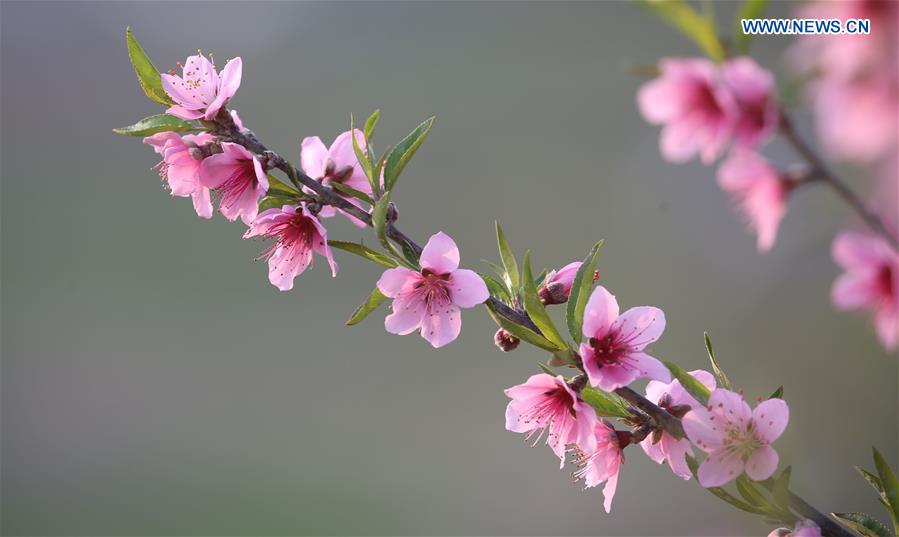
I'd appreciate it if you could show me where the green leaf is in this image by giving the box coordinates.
[125,27,172,105]
[266,174,302,197]
[350,113,376,194]
[258,195,298,213]
[769,386,784,399]
[363,109,381,141]
[485,301,561,352]
[734,0,769,53]
[580,386,632,418]
[521,252,568,350]
[113,114,197,136]
[665,362,711,406]
[566,240,603,342]
[638,0,726,62]
[383,116,435,191]
[685,455,768,515]
[495,222,520,290]
[481,273,512,303]
[772,466,792,511]
[482,259,513,294]
[346,287,388,326]
[537,362,556,376]
[872,448,899,534]
[704,332,731,390]
[857,466,886,496]
[372,192,394,251]
[735,475,773,512]
[328,240,398,268]
[832,512,892,537]
[331,182,374,205]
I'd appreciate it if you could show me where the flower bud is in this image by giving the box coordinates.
[538,262,583,305]
[494,328,520,352]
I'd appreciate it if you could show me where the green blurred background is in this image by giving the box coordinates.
[2,2,896,535]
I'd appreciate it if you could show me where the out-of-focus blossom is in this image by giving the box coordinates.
[579,286,670,391]
[832,231,899,350]
[199,141,269,224]
[641,370,716,480]
[504,373,598,465]
[570,421,625,513]
[143,131,215,218]
[768,520,822,537]
[244,204,337,291]
[717,151,790,252]
[722,57,779,149]
[539,261,583,305]
[637,58,737,164]
[683,389,789,487]
[377,232,489,348]
[161,53,242,121]
[301,130,371,228]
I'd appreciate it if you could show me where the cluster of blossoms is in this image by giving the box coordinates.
[636,0,898,351]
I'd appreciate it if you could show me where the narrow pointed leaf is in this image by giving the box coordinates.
[330,182,374,205]
[638,0,726,62]
[580,386,632,418]
[872,448,899,534]
[537,362,556,376]
[125,27,172,105]
[113,114,197,136]
[566,240,603,342]
[482,259,513,294]
[521,252,568,350]
[259,195,299,213]
[384,116,435,190]
[686,456,767,515]
[772,466,792,510]
[328,240,398,268]
[485,301,560,352]
[495,222,520,290]
[704,332,731,389]
[856,466,888,503]
[734,0,770,53]
[665,362,711,406]
[266,174,302,196]
[350,113,376,193]
[832,513,892,537]
[735,476,773,512]
[769,385,784,399]
[346,287,388,325]
[481,273,512,303]
[364,109,381,141]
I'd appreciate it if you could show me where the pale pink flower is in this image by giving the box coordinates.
[376,232,489,348]
[637,58,737,164]
[539,261,583,305]
[504,373,598,465]
[769,520,822,537]
[641,370,716,480]
[832,231,899,350]
[570,421,624,513]
[199,142,269,225]
[717,151,790,252]
[579,286,670,391]
[161,53,242,121]
[301,130,371,228]
[243,204,337,291]
[143,131,215,219]
[722,57,779,149]
[682,389,789,487]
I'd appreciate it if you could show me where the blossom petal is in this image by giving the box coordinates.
[697,449,744,487]
[329,129,366,173]
[300,136,329,179]
[448,269,489,308]
[832,231,887,268]
[626,352,671,383]
[681,406,723,453]
[751,398,789,443]
[640,437,666,464]
[662,436,694,480]
[420,304,462,348]
[504,373,559,400]
[708,388,753,428]
[745,445,779,481]
[166,104,204,120]
[582,285,620,339]
[191,188,213,219]
[831,271,880,310]
[876,306,899,351]
[377,267,419,298]
[613,306,666,350]
[419,231,460,274]
[602,469,619,514]
[384,296,424,335]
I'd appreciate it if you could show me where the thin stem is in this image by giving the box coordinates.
[757,480,855,537]
[779,112,899,252]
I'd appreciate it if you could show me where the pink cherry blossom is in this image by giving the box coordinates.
[161,53,242,121]
[641,370,716,480]
[539,261,583,305]
[637,58,737,164]
[199,142,269,225]
[504,373,598,466]
[717,151,790,252]
[301,130,371,228]
[769,520,822,537]
[570,421,624,513]
[243,204,337,291]
[831,231,899,350]
[722,57,779,149]
[579,285,670,391]
[143,131,215,219]
[376,232,489,348]
[682,389,789,487]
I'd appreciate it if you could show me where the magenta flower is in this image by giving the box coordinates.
[539,261,582,305]
[831,231,899,350]
[637,58,737,164]
[243,204,337,291]
[570,421,624,513]
[717,151,789,252]
[376,232,489,348]
[301,130,371,228]
[579,286,670,391]
[161,53,242,121]
[682,389,789,487]
[143,131,215,219]
[722,57,779,149]
[769,520,822,537]
[504,373,598,465]
[641,370,716,480]
[199,142,269,225]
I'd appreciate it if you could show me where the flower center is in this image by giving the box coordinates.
[877,263,894,299]
[589,334,626,365]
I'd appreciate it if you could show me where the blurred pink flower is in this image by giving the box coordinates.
[717,151,789,252]
[768,520,822,537]
[143,131,215,219]
[301,129,371,228]
[832,231,899,350]
[641,370,716,480]
[504,373,598,466]
[539,261,583,305]
[637,58,737,164]
[199,142,269,225]
[722,57,779,149]
[244,204,337,291]
[682,389,789,487]
[377,232,488,348]
[579,286,670,391]
[161,54,242,121]
[570,421,624,513]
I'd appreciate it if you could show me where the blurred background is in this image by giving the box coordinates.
[2,2,896,535]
